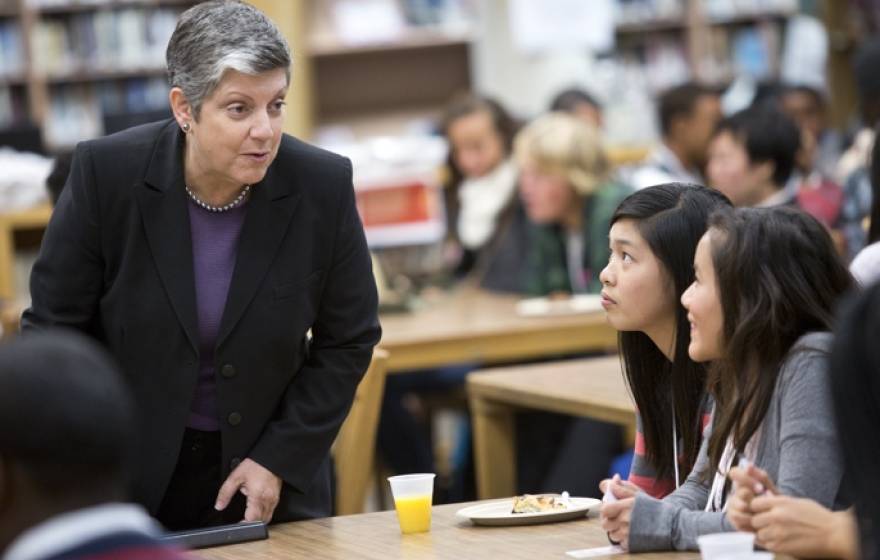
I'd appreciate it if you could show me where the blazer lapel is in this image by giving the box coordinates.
[215,161,301,349]
[135,121,200,354]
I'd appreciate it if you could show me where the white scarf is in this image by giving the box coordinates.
[705,429,761,512]
[456,159,517,249]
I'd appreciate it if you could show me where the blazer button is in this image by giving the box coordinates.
[220,364,236,379]
[230,457,242,470]
[228,412,242,426]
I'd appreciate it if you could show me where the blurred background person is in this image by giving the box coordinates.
[629,83,722,190]
[706,105,801,208]
[549,87,604,129]
[439,94,522,285]
[850,126,880,286]
[515,111,632,295]
[836,38,880,260]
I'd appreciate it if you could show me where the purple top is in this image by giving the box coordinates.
[186,197,247,431]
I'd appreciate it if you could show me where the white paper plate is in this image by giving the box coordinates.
[516,295,604,317]
[456,497,601,526]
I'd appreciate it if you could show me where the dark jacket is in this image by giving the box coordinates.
[22,119,381,522]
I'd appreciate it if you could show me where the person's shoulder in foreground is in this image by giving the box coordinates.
[0,331,194,560]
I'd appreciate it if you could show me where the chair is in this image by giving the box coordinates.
[333,347,389,515]
[0,302,21,340]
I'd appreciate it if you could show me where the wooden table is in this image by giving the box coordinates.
[198,501,697,560]
[0,204,52,300]
[379,289,617,373]
[467,356,636,499]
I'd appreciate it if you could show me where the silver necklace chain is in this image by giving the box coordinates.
[185,184,250,213]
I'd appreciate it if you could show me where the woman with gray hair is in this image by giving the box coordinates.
[22,1,380,530]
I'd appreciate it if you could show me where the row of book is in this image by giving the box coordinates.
[594,19,785,146]
[43,77,169,148]
[616,0,797,25]
[30,7,181,77]
[0,20,24,79]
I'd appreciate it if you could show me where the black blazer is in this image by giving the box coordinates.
[22,119,381,521]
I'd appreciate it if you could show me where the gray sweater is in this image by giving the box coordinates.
[628,332,843,552]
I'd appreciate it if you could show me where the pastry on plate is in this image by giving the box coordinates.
[511,494,567,514]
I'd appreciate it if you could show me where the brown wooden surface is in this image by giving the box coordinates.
[198,501,699,560]
[379,288,617,373]
[467,356,635,499]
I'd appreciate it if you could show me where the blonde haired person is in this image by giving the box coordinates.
[515,112,631,295]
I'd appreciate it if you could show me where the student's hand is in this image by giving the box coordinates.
[751,496,858,560]
[600,497,635,550]
[599,476,642,500]
[726,465,779,531]
[215,458,282,523]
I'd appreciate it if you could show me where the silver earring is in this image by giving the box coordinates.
[182,122,191,133]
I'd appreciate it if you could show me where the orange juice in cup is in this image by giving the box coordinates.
[387,473,436,534]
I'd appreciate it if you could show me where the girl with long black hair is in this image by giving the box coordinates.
[599,184,730,499]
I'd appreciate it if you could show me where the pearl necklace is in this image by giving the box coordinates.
[185,184,250,212]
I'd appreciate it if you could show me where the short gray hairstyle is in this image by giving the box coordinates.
[166,0,291,117]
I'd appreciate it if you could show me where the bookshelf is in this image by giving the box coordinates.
[251,0,474,142]
[0,0,198,153]
[612,0,800,91]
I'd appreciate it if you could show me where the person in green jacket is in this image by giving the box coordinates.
[515,112,632,295]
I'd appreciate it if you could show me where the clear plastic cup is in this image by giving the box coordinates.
[387,473,436,534]
[697,532,756,560]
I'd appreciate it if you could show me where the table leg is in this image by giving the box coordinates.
[0,222,14,301]
[470,396,516,499]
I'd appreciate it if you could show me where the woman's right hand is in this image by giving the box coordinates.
[599,475,642,500]
[726,464,779,532]
[751,497,858,560]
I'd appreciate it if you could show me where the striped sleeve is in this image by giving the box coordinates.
[627,399,713,499]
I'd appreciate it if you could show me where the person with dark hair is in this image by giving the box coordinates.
[598,184,731,500]
[630,83,722,189]
[828,282,880,560]
[707,105,801,207]
[723,282,880,560]
[0,331,191,559]
[601,206,853,551]
[850,125,880,284]
[375,95,524,497]
[438,93,522,284]
[780,84,842,180]
[549,87,603,128]
[773,85,847,247]
[22,0,380,529]
[835,38,880,259]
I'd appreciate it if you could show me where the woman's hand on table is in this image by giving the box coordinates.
[600,497,635,550]
[599,476,642,500]
[751,497,858,560]
[215,458,283,523]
